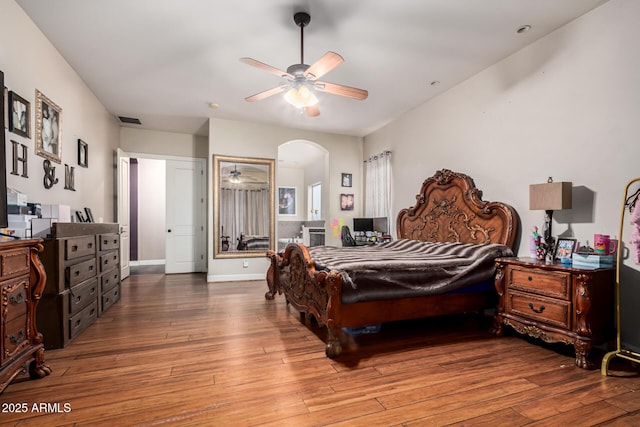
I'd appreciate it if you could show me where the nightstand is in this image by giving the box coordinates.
[492,257,615,369]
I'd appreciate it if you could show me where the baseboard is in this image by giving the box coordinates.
[130,259,166,267]
[207,273,265,282]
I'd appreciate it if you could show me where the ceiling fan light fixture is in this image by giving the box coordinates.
[284,84,318,108]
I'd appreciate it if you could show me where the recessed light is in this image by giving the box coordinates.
[516,25,531,34]
[430,81,440,87]
[208,102,219,109]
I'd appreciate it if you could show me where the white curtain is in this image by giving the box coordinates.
[220,188,269,250]
[365,151,392,219]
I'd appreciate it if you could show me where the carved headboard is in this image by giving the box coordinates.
[396,169,518,249]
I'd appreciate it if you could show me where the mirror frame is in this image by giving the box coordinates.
[213,154,275,259]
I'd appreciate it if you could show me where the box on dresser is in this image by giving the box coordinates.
[37,223,120,349]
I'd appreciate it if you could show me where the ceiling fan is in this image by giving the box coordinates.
[240,11,368,117]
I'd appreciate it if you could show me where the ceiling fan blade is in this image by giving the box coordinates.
[240,57,293,79]
[305,105,320,117]
[315,81,368,100]
[244,85,287,102]
[304,51,344,80]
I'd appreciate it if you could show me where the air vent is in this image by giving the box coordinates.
[117,116,142,125]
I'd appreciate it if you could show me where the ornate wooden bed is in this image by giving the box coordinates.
[265,169,518,357]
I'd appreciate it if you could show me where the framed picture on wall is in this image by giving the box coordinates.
[278,187,296,216]
[78,139,88,167]
[341,173,352,187]
[8,91,30,138]
[340,193,354,211]
[35,89,62,163]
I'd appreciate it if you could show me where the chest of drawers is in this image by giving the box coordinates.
[0,239,51,393]
[493,257,615,369]
[37,223,120,349]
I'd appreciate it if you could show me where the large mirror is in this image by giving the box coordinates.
[213,155,275,258]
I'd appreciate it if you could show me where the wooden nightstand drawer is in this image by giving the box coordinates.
[2,278,29,322]
[509,267,571,300]
[0,248,30,279]
[2,315,29,364]
[508,290,571,330]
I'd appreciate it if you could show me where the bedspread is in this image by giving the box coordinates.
[308,239,514,303]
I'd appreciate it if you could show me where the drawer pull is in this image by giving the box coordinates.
[71,245,78,252]
[10,292,25,304]
[528,276,533,281]
[528,303,546,314]
[9,329,25,344]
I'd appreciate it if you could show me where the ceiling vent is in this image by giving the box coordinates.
[117,116,142,125]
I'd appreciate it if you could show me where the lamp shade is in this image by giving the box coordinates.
[529,181,572,211]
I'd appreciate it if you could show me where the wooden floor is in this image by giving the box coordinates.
[2,273,640,426]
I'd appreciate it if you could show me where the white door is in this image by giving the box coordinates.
[310,183,321,220]
[165,159,206,273]
[116,148,131,280]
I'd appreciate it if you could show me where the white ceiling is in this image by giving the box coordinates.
[16,0,609,138]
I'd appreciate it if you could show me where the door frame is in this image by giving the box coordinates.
[117,151,207,274]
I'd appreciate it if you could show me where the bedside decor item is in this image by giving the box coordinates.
[593,234,617,255]
[341,173,352,187]
[554,237,577,261]
[8,90,30,138]
[77,139,88,167]
[529,177,572,253]
[35,89,62,163]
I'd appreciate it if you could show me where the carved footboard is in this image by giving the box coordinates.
[266,244,345,357]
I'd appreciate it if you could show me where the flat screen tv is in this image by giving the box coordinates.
[0,70,7,229]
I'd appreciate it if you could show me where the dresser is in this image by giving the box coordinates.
[493,257,615,369]
[0,239,51,394]
[37,223,120,349]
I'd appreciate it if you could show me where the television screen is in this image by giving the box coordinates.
[353,218,373,233]
[0,70,7,229]
[372,217,389,234]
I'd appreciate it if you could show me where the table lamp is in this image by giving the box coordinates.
[529,177,572,248]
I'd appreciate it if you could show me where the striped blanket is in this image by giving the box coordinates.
[308,239,513,303]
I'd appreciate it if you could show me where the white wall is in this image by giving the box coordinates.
[120,127,208,159]
[208,117,363,282]
[136,158,166,261]
[1,0,119,222]
[364,0,639,257]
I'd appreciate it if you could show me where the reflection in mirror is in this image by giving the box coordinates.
[213,155,275,258]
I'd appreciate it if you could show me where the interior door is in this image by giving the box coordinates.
[116,148,131,280]
[165,158,206,273]
[311,183,321,220]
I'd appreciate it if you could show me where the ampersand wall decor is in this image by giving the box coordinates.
[43,159,59,189]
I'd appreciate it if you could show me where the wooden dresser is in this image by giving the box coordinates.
[0,239,51,394]
[493,257,615,369]
[37,223,120,349]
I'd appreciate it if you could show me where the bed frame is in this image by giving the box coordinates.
[265,169,518,358]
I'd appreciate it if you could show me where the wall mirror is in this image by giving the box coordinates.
[213,155,275,258]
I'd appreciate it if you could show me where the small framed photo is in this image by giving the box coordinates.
[340,193,354,211]
[341,173,352,187]
[554,238,577,261]
[278,187,296,216]
[35,89,62,163]
[78,139,88,167]
[8,91,30,138]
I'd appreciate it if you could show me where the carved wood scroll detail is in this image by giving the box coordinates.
[396,169,517,249]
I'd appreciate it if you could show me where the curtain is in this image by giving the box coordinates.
[220,188,269,250]
[365,151,392,220]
